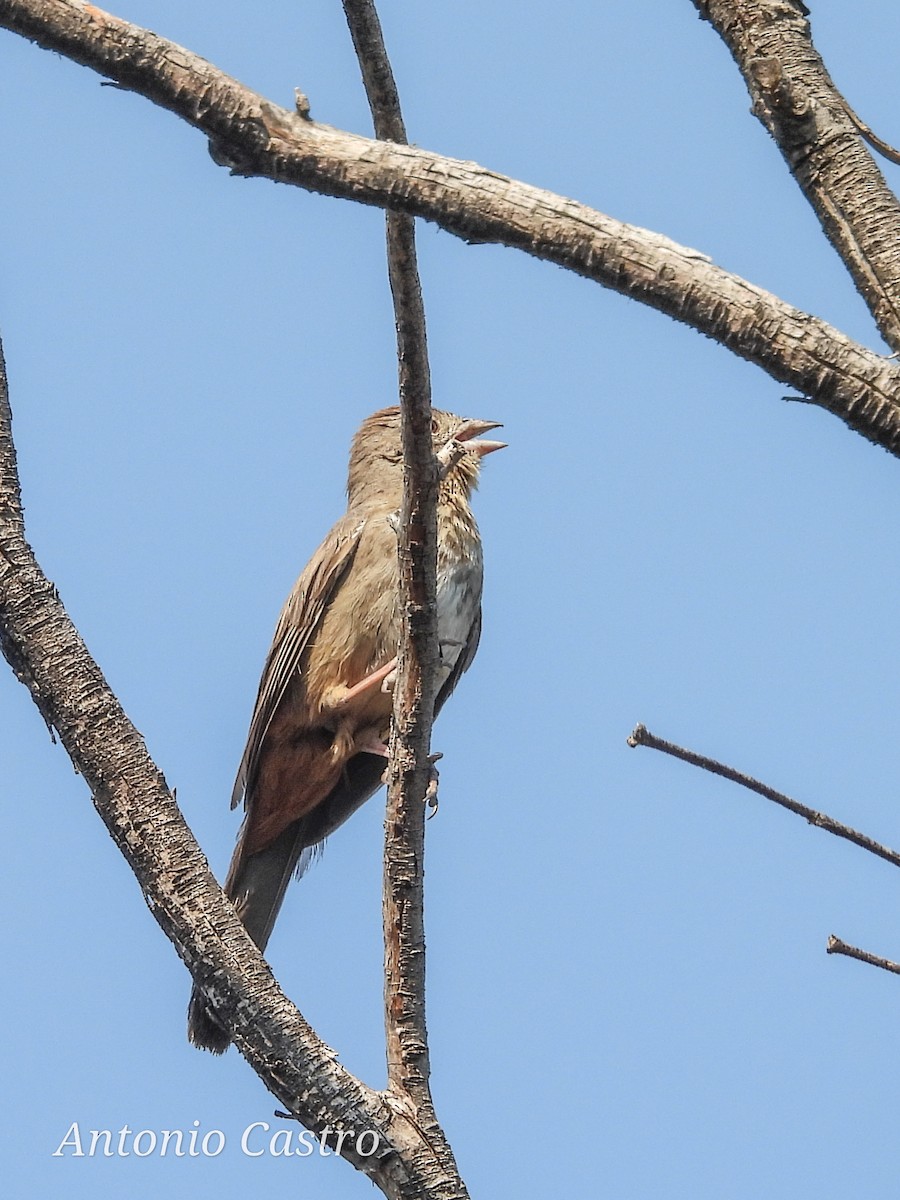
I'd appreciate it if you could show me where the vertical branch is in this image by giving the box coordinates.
[340,13,460,1182]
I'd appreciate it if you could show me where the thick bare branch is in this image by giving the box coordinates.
[628,724,900,870]
[0,337,469,1200]
[695,0,900,351]
[4,1,900,453]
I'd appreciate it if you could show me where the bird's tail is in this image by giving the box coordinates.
[186,753,386,1053]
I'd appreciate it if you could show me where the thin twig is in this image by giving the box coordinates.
[841,99,900,168]
[627,724,900,870]
[827,936,900,976]
[341,12,460,1188]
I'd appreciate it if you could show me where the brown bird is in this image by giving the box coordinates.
[188,406,504,1052]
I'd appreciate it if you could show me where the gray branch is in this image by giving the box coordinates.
[696,0,900,351]
[2,0,900,452]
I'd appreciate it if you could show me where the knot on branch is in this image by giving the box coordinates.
[207,134,259,176]
[294,89,312,120]
[209,104,295,176]
[750,56,817,142]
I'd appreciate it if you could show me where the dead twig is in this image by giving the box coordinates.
[827,936,900,976]
[627,724,900,870]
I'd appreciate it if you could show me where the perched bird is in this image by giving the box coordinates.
[188,406,504,1052]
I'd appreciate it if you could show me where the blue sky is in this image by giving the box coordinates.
[4,1,900,1196]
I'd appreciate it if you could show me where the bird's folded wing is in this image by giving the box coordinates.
[435,606,482,714]
[230,514,367,810]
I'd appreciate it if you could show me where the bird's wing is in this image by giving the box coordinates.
[230,513,367,810]
[435,605,482,716]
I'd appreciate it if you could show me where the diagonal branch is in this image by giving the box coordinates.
[0,336,468,1200]
[695,0,900,351]
[627,724,900,870]
[827,936,900,977]
[340,6,462,1185]
[630,725,900,985]
[4,1,900,454]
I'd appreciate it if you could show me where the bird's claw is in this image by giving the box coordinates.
[376,751,442,810]
[425,752,442,817]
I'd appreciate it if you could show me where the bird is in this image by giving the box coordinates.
[188,406,504,1052]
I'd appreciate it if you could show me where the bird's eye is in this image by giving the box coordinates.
[431,416,440,434]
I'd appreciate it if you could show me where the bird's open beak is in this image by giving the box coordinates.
[453,418,507,458]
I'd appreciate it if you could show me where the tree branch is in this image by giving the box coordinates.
[341,5,462,1187]
[4,1,900,453]
[341,0,436,1099]
[342,0,406,144]
[841,103,900,170]
[696,0,900,351]
[826,936,900,977]
[627,724,900,870]
[630,725,900,985]
[0,337,470,1199]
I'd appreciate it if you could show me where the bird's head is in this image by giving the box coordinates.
[347,406,505,507]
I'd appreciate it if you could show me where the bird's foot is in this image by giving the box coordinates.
[375,750,443,804]
[425,752,442,817]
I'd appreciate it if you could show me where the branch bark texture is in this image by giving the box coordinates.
[341,0,438,1096]
[696,0,900,351]
[4,1,900,453]
[342,2,465,1191]
[827,936,900,977]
